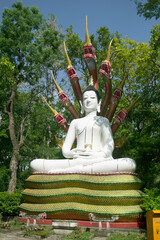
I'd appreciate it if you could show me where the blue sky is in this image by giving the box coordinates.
[0,0,159,43]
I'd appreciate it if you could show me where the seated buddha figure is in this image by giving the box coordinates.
[31,86,136,174]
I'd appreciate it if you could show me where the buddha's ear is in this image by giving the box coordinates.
[97,99,102,113]
[79,100,84,114]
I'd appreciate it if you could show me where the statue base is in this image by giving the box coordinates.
[20,172,144,222]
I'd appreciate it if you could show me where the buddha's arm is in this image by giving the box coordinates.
[62,119,94,159]
[101,118,114,157]
[62,120,77,158]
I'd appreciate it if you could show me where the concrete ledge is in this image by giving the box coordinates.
[18,217,146,230]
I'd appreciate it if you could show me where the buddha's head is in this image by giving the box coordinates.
[82,85,101,102]
[81,86,101,114]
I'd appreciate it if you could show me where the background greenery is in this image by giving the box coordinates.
[0,192,22,216]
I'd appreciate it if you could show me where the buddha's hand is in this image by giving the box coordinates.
[70,148,86,158]
[71,148,107,159]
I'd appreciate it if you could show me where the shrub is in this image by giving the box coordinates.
[143,188,160,212]
[142,188,160,212]
[0,192,23,216]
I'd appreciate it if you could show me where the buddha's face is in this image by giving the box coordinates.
[82,90,98,113]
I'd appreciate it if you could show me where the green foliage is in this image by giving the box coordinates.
[65,25,84,69]
[150,24,160,50]
[16,168,32,191]
[134,0,160,20]
[143,188,160,212]
[0,57,16,144]
[90,26,115,64]
[0,2,43,84]
[0,166,10,192]
[29,14,64,70]
[112,24,160,187]
[0,57,16,92]
[0,192,22,216]
[106,233,147,240]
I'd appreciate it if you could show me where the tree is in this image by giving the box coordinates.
[112,25,160,187]
[0,3,63,192]
[0,2,43,192]
[128,24,160,187]
[0,57,15,190]
[133,0,160,19]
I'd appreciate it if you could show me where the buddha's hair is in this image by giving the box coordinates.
[82,86,101,102]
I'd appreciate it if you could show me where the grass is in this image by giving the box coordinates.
[63,227,92,240]
[0,218,25,229]
[23,226,52,238]
[106,233,147,240]
[63,228,147,240]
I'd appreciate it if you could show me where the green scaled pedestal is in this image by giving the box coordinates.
[20,173,144,222]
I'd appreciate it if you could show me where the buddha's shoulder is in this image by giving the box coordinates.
[96,116,110,125]
[70,116,110,126]
[70,118,83,126]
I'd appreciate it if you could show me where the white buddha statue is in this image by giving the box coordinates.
[31,86,136,174]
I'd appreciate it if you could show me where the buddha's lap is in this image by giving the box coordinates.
[30,157,136,173]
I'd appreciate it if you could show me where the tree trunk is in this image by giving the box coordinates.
[5,84,26,193]
[8,150,19,193]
